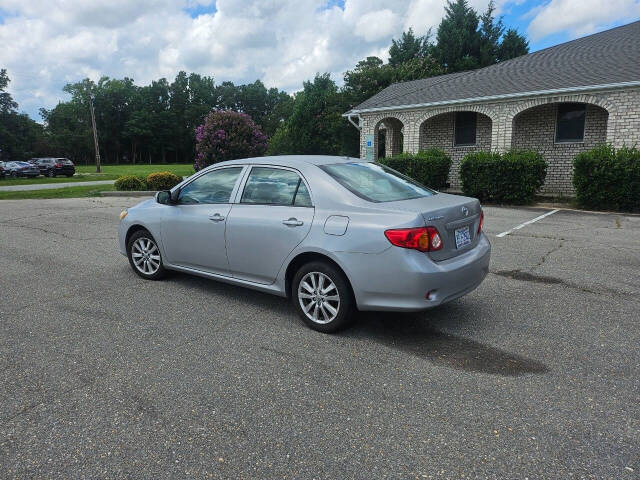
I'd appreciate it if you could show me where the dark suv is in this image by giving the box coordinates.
[33,158,75,177]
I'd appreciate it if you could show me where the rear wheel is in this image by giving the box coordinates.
[11,171,17,178]
[292,261,355,333]
[127,229,166,280]
[48,169,55,177]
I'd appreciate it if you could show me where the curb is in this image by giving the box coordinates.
[100,191,156,197]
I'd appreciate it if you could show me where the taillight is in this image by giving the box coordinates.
[384,226,443,252]
[478,209,484,234]
[55,163,63,168]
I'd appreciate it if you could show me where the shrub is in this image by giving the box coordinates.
[573,145,640,212]
[460,150,547,204]
[146,171,182,191]
[114,175,147,191]
[194,110,268,171]
[379,148,452,190]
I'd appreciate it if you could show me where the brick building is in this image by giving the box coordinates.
[344,22,640,195]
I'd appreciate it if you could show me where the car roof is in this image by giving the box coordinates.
[211,155,362,169]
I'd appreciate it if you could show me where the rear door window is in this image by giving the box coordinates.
[241,167,311,206]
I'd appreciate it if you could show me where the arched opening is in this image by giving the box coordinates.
[419,111,493,150]
[375,117,404,159]
[511,102,609,193]
[417,111,493,190]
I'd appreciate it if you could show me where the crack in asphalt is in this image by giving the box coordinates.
[534,241,565,268]
[490,269,630,299]
[0,222,114,241]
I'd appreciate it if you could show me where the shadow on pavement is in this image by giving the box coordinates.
[348,310,549,377]
[169,272,549,377]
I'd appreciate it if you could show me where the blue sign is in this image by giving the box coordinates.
[364,134,374,161]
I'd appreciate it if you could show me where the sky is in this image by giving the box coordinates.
[1,0,639,120]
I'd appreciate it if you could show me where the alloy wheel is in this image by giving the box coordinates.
[131,237,161,275]
[298,272,340,324]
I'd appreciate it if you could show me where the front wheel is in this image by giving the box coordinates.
[292,261,355,333]
[127,229,166,280]
[48,170,55,177]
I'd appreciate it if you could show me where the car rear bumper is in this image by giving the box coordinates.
[337,234,491,312]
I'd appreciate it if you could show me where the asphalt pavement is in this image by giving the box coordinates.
[0,197,638,478]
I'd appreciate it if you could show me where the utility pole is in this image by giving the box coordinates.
[89,95,101,173]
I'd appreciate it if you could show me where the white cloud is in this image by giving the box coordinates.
[1,0,636,119]
[527,0,640,40]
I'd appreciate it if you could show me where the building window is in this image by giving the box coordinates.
[454,112,477,146]
[555,103,586,143]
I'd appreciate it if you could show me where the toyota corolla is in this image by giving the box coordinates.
[118,156,490,332]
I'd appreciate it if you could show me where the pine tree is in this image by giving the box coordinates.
[435,0,482,72]
[498,29,530,61]
[388,28,429,67]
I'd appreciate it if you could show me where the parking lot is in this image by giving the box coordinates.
[0,197,638,478]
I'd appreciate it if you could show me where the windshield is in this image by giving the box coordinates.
[320,162,436,202]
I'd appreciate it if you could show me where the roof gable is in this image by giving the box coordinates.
[350,21,640,113]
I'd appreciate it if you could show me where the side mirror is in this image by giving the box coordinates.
[156,190,173,205]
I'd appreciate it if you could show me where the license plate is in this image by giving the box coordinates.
[455,225,471,249]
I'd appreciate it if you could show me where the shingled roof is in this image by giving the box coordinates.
[347,21,640,114]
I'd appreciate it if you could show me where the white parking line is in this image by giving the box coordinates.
[496,209,560,237]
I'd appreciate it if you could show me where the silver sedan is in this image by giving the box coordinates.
[118,156,490,332]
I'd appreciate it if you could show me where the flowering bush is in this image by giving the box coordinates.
[194,110,267,171]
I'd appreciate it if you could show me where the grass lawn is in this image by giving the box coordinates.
[0,174,113,186]
[76,164,195,177]
[0,164,195,186]
[0,184,115,200]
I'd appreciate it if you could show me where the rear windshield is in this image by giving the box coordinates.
[320,162,436,203]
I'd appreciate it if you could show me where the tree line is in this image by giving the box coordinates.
[0,0,528,165]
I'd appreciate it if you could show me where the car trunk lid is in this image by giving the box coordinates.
[385,193,482,261]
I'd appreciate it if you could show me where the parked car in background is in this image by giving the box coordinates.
[4,161,41,178]
[32,157,75,177]
[118,155,490,333]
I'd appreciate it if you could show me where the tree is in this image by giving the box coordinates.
[0,69,18,114]
[435,0,482,72]
[0,70,51,161]
[388,28,429,67]
[260,88,294,137]
[343,57,394,107]
[392,56,444,83]
[268,73,356,157]
[94,76,137,163]
[478,1,504,67]
[194,110,267,170]
[40,102,92,163]
[0,111,47,161]
[498,29,529,61]
[123,110,154,165]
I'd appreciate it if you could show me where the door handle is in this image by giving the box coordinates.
[209,213,225,222]
[282,218,303,227]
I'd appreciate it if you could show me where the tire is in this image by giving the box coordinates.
[48,169,55,177]
[126,229,166,280]
[292,261,355,333]
[11,171,17,178]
